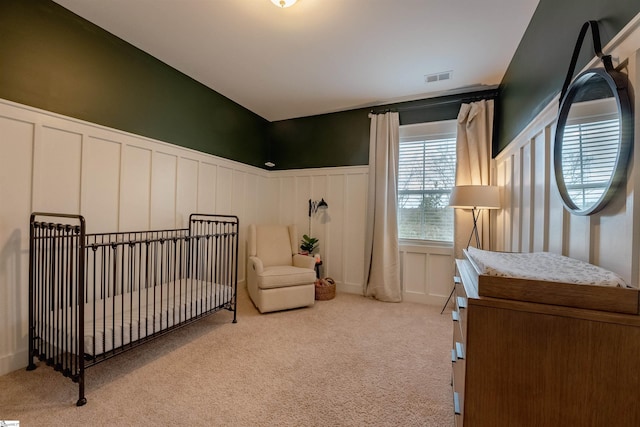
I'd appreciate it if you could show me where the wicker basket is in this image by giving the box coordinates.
[315,277,336,301]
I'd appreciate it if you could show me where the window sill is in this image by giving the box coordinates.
[399,239,453,248]
[399,239,454,256]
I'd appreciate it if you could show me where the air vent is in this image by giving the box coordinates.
[424,70,453,84]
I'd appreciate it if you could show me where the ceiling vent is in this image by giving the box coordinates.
[424,70,453,84]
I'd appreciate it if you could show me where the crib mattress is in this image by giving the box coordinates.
[44,279,233,356]
[463,247,639,314]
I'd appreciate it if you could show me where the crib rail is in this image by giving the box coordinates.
[28,213,239,406]
[28,213,86,402]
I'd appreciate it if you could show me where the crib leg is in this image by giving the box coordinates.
[27,342,36,371]
[77,370,87,406]
[77,386,87,406]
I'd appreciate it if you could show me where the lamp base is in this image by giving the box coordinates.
[466,207,482,250]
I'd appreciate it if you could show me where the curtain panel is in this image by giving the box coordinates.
[454,99,495,258]
[364,112,402,302]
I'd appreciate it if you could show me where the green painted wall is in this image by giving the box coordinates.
[497,0,640,154]
[7,0,634,169]
[269,108,370,169]
[0,0,268,167]
[269,91,497,170]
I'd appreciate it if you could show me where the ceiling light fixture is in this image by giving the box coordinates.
[271,0,297,8]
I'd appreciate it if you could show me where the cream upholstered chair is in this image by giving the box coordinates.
[247,224,316,313]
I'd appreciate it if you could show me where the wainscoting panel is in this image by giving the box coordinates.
[532,129,549,253]
[295,176,312,230]
[83,137,122,233]
[326,174,346,286]
[0,98,268,376]
[33,126,82,215]
[520,141,533,253]
[177,157,199,228]
[231,169,247,221]
[150,151,178,230]
[215,166,234,217]
[403,252,426,294]
[493,25,640,284]
[120,145,152,232]
[400,244,454,304]
[198,161,218,215]
[271,168,369,294]
[0,115,33,378]
[341,172,367,292]
[547,121,565,256]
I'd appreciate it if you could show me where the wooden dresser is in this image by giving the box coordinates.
[452,256,640,426]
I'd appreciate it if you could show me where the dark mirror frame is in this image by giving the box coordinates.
[554,67,633,216]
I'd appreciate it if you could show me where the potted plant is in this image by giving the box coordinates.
[300,234,319,255]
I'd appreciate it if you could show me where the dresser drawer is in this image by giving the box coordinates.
[452,311,463,348]
[455,283,468,336]
[452,342,466,395]
[451,270,468,424]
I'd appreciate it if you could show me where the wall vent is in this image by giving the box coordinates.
[424,70,453,83]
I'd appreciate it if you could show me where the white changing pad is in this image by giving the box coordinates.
[466,247,628,288]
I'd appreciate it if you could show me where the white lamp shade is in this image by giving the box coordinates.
[449,185,501,209]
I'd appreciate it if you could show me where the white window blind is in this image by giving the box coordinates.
[398,121,456,242]
[561,117,619,210]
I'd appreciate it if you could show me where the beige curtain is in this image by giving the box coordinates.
[454,100,494,258]
[364,112,401,302]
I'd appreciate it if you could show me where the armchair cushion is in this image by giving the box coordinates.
[254,225,293,267]
[257,265,316,289]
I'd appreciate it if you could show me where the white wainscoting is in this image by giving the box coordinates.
[493,18,640,285]
[400,243,454,304]
[268,167,369,294]
[0,99,452,376]
[268,168,454,301]
[0,98,274,375]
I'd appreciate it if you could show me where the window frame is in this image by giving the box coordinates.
[397,120,457,245]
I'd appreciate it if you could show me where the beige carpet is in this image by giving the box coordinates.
[1,288,453,426]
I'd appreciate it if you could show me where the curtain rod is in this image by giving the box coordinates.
[370,90,498,114]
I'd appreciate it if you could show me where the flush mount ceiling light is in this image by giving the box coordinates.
[271,0,297,8]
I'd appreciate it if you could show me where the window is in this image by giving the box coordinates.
[561,117,619,209]
[398,120,457,242]
[560,96,620,211]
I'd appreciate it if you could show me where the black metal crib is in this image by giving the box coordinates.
[27,213,239,406]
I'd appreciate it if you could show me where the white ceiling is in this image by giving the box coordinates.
[53,0,540,122]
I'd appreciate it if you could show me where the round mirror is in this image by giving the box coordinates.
[554,68,633,215]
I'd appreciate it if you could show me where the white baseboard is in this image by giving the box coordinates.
[337,282,445,306]
[0,348,29,377]
[337,282,363,295]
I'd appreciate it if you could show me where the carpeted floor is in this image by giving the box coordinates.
[1,288,453,426]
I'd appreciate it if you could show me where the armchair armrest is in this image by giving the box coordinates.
[249,256,264,274]
[293,254,316,270]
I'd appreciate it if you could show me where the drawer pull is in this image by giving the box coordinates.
[456,296,467,309]
[451,348,456,363]
[455,341,465,360]
[454,391,461,415]
[452,310,460,322]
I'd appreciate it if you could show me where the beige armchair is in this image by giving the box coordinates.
[247,224,316,313]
